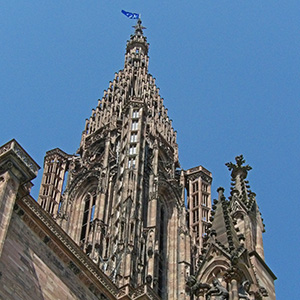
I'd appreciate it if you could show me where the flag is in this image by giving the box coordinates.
[121,10,140,20]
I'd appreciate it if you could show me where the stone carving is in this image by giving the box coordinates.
[238,280,251,300]
[98,171,107,194]
[205,278,229,300]
[186,275,210,296]
[226,155,252,179]
[14,144,38,173]
[226,155,251,172]
[68,171,100,201]
[258,286,268,297]
[0,140,39,175]
[0,143,11,156]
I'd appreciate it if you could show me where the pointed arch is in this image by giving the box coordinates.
[67,174,98,243]
[200,258,231,284]
[80,189,97,248]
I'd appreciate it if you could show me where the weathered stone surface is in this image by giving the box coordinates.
[0,212,100,300]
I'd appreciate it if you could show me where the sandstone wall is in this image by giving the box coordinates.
[0,211,100,300]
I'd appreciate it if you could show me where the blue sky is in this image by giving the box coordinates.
[1,1,299,298]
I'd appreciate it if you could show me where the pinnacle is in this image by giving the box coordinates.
[226,154,252,179]
[126,19,149,55]
[132,19,146,37]
[226,155,257,211]
[205,187,242,258]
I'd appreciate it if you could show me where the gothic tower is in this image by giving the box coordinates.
[37,19,212,299]
[36,19,276,300]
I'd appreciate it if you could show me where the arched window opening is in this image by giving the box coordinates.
[158,206,166,298]
[50,202,55,215]
[80,191,96,246]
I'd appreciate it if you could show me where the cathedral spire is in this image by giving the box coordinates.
[40,19,183,297]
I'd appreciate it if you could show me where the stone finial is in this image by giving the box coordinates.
[225,155,252,179]
[126,19,149,55]
[132,19,146,36]
[217,187,225,197]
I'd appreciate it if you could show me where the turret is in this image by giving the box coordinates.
[37,148,71,218]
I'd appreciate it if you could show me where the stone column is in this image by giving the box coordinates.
[0,139,39,257]
[231,278,238,300]
[97,172,107,222]
[255,206,265,260]
[224,267,241,300]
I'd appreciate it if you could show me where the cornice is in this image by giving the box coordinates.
[45,148,72,160]
[0,139,40,178]
[249,251,277,280]
[184,166,212,183]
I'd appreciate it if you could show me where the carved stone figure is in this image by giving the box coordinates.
[205,278,229,300]
[238,280,251,299]
[186,275,210,296]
